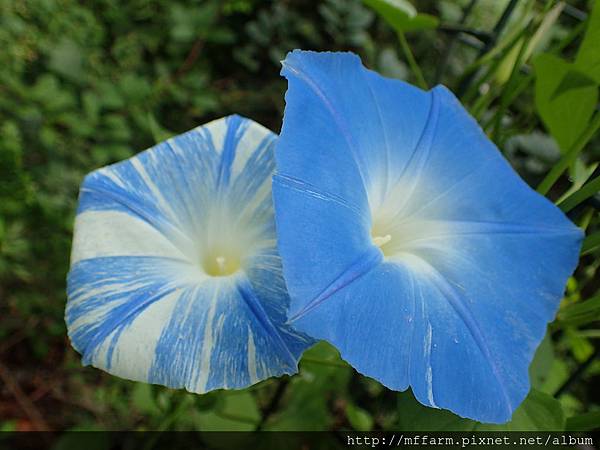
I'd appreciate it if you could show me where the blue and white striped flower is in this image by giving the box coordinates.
[273,51,583,423]
[66,115,313,393]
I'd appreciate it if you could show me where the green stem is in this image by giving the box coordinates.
[471,84,497,120]
[537,112,600,196]
[462,22,531,104]
[456,0,520,96]
[557,175,600,212]
[582,231,600,255]
[256,378,289,430]
[491,36,530,142]
[397,31,428,90]
[483,74,532,132]
[156,397,190,431]
[142,397,191,449]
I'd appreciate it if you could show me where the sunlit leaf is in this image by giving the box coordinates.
[558,294,600,328]
[363,0,438,32]
[581,231,600,255]
[265,342,350,431]
[346,403,374,431]
[557,160,598,204]
[397,390,477,431]
[132,383,160,416]
[534,53,598,153]
[565,328,595,362]
[529,334,554,389]
[537,112,600,195]
[196,392,260,431]
[48,38,84,82]
[558,174,600,212]
[575,0,600,83]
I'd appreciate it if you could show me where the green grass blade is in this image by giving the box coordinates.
[557,175,600,212]
[397,31,428,89]
[537,112,600,196]
[557,294,600,327]
[581,231,600,255]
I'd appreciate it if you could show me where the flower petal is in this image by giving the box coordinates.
[67,115,313,392]
[274,51,582,423]
[277,50,432,211]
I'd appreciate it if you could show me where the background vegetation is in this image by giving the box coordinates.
[1,0,599,435]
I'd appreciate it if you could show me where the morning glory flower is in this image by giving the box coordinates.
[272,50,582,423]
[66,115,313,393]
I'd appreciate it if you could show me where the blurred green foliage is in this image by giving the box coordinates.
[0,0,599,435]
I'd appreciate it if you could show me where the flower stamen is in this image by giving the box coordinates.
[372,234,392,248]
[202,247,242,277]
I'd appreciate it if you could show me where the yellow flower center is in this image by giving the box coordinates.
[202,246,242,277]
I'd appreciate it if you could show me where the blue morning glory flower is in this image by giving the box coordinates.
[272,50,583,423]
[66,115,313,393]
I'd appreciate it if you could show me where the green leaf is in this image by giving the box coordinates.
[566,411,600,431]
[523,2,565,62]
[537,112,600,195]
[556,160,598,204]
[48,38,84,83]
[581,231,600,255]
[365,0,416,20]
[266,342,351,431]
[346,403,374,431]
[131,383,160,416]
[117,74,152,103]
[363,0,438,33]
[529,334,555,389]
[196,392,260,431]
[558,295,600,328]
[565,328,595,362]
[539,358,570,395]
[95,81,125,110]
[557,174,600,212]
[397,391,477,431]
[575,0,600,83]
[533,53,598,153]
[81,91,101,123]
[147,112,174,143]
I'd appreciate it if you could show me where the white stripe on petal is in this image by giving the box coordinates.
[99,290,180,381]
[247,327,258,384]
[230,121,274,179]
[71,210,184,264]
[130,158,180,223]
[195,284,220,392]
[424,322,437,408]
[201,117,228,155]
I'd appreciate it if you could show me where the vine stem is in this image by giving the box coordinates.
[397,31,428,90]
[256,378,289,430]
